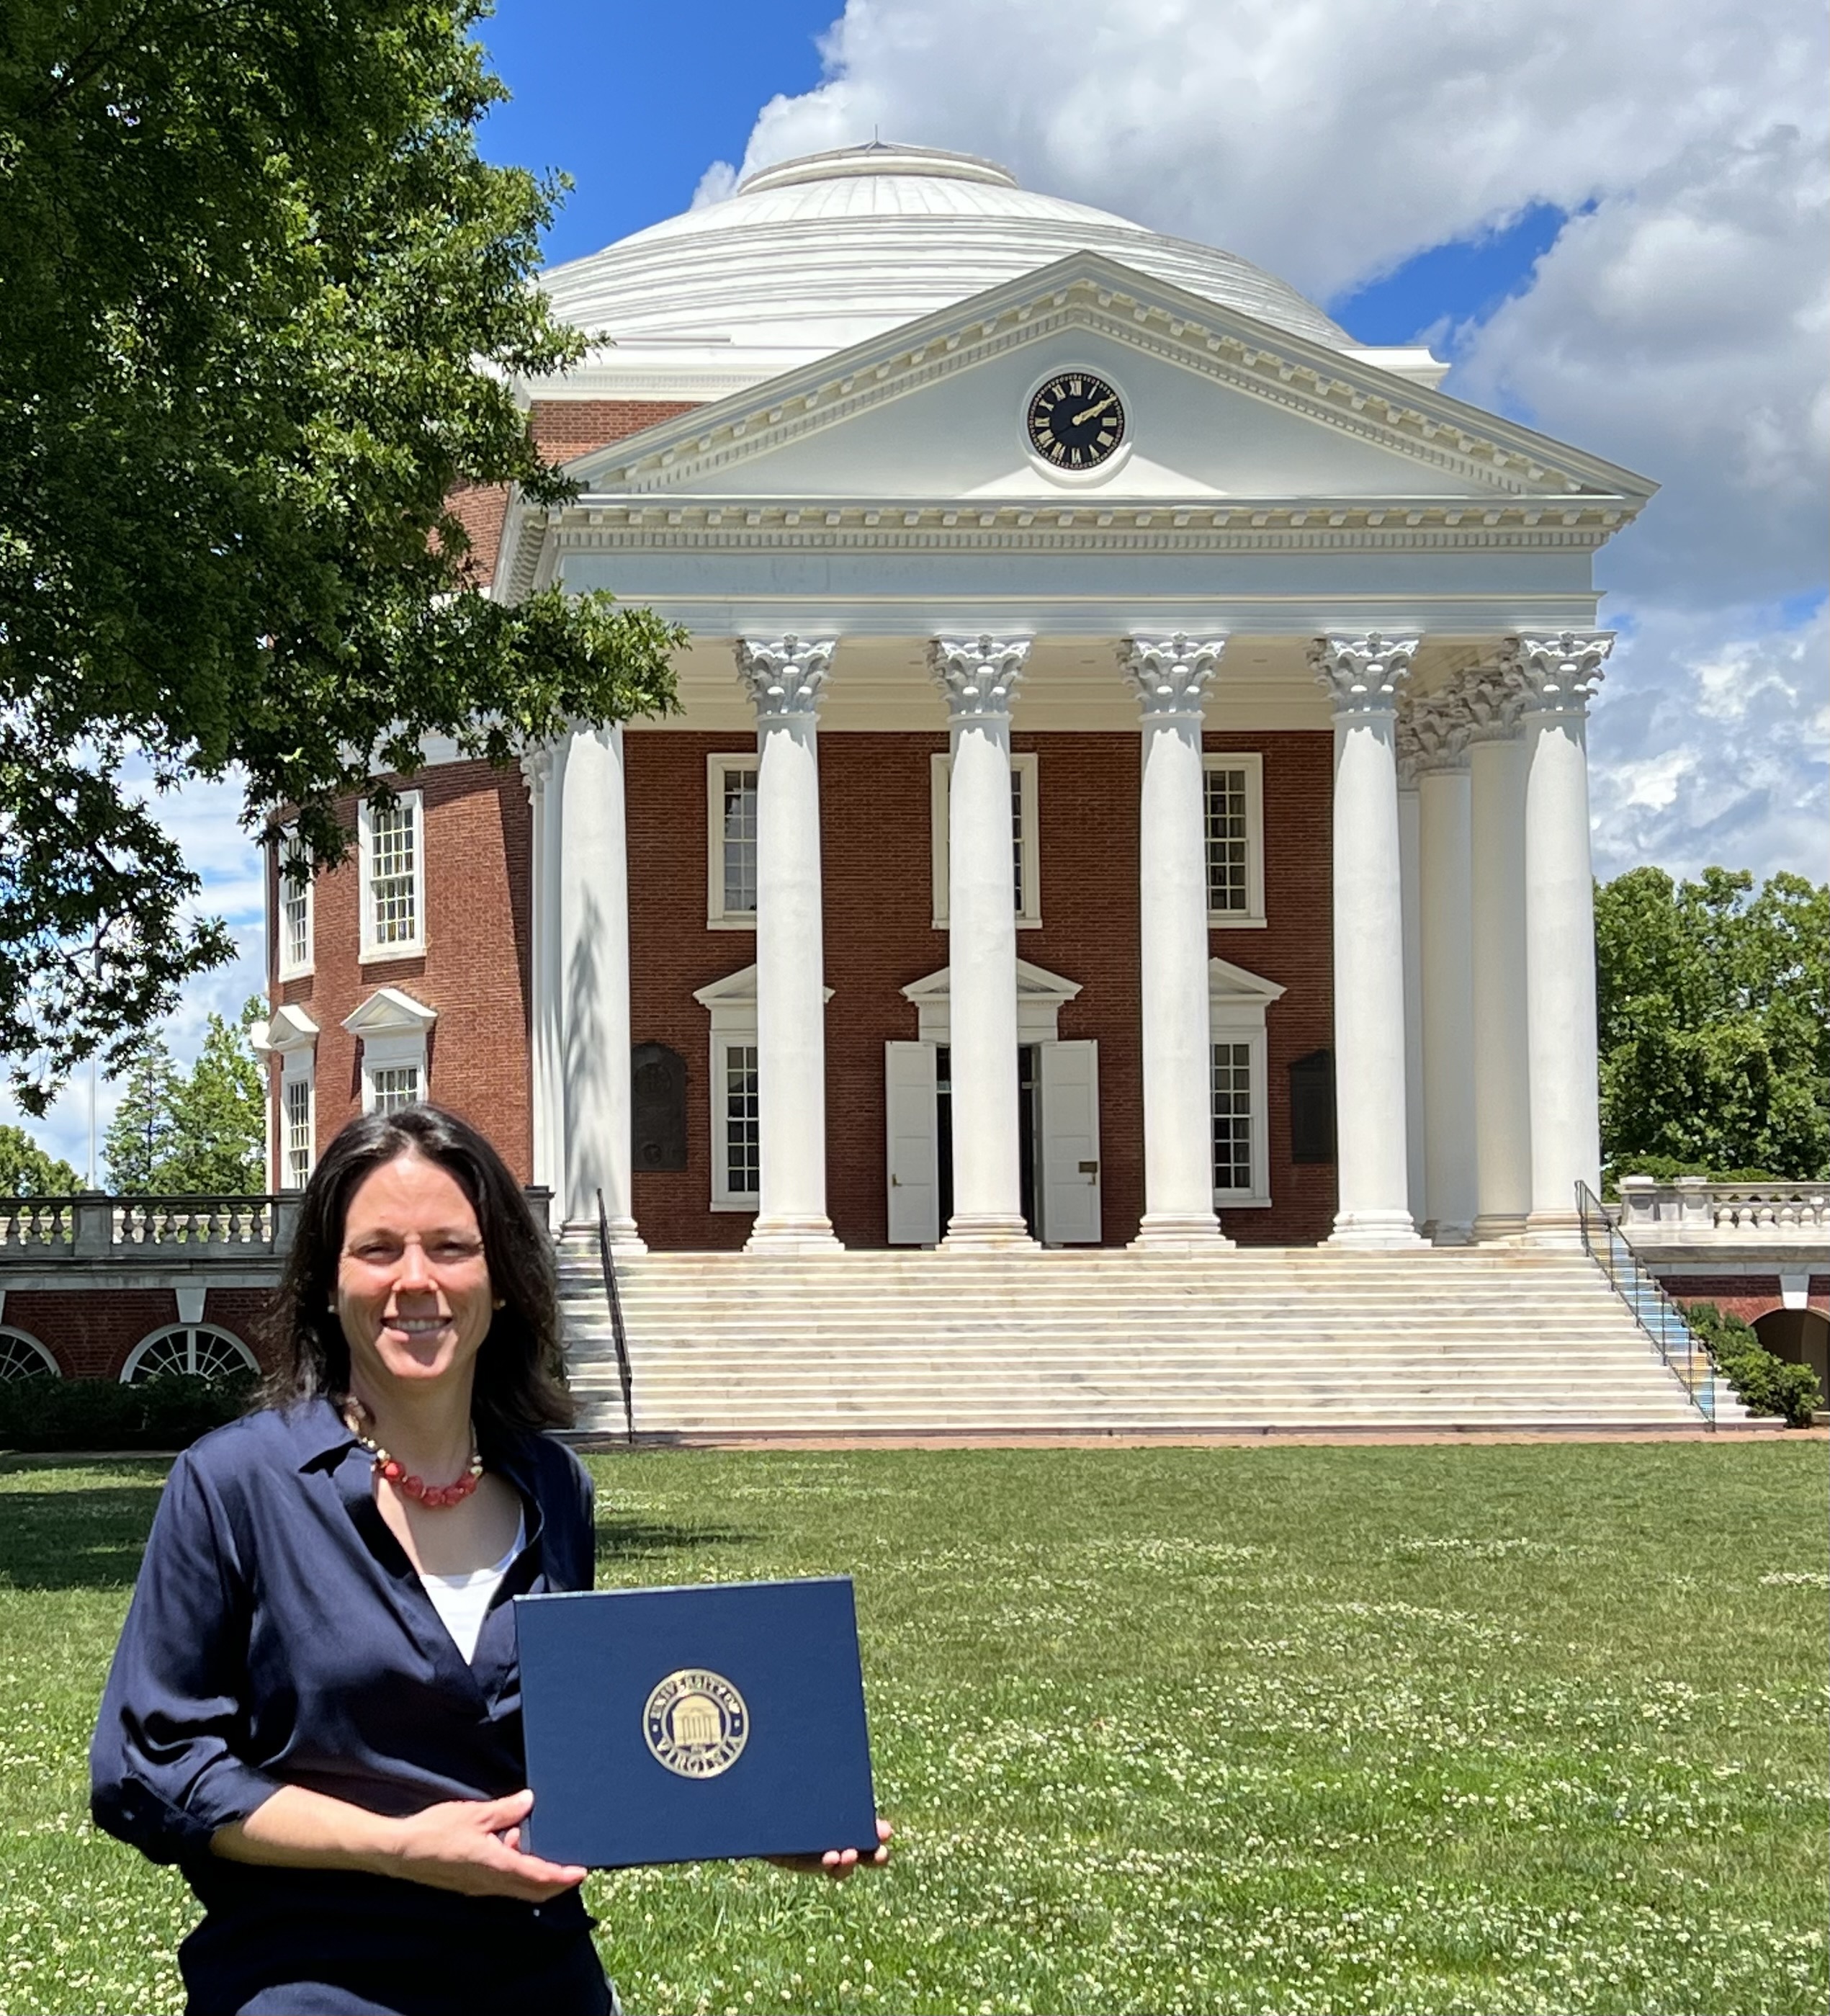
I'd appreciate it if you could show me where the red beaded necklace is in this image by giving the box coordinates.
[343,1399,484,1509]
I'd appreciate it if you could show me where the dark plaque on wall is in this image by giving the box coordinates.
[1288,1050,1337,1165]
[631,1043,688,1171]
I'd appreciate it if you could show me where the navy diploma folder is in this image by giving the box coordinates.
[514,1576,879,1868]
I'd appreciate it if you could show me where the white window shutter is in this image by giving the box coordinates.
[1039,1041,1102,1245]
[884,1042,939,1245]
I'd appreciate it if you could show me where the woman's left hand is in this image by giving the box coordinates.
[768,1815,893,1881]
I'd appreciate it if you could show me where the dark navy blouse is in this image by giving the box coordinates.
[89,1399,603,2008]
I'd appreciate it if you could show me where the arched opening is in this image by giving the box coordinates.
[0,1327,60,1379]
[1752,1309,1829,1409]
[121,1325,259,1384]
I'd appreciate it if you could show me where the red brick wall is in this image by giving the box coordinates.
[1667,1276,1830,1323]
[273,762,534,1181]
[626,727,1336,1250]
[3,1288,275,1379]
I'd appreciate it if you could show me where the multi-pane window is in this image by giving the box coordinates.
[1212,1041,1254,1195]
[723,766,758,913]
[369,800,418,946]
[1010,769,1026,913]
[707,758,760,926]
[283,1076,313,1189]
[371,1065,421,1114]
[279,833,313,976]
[1204,767,1250,914]
[722,1044,760,1199]
[1201,754,1265,925]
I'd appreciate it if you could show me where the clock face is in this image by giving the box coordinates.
[1026,372,1126,470]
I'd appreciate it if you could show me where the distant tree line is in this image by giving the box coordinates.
[1596,867,1828,1186]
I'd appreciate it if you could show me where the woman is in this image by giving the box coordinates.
[91,1106,884,2016]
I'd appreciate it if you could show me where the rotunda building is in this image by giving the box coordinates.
[266,143,1655,1265]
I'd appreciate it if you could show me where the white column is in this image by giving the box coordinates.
[520,742,567,1200]
[1508,631,1613,1242]
[1464,667,1533,1241]
[1122,637,1232,1250]
[735,637,840,1252]
[558,722,642,1250]
[929,635,1036,1250]
[1310,635,1425,1247]
[1397,766,1425,1227]
[1412,696,1478,1244]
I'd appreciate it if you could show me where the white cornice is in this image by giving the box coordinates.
[540,493,1632,545]
[559,253,1655,507]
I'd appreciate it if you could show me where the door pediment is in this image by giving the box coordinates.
[902,959,1082,1044]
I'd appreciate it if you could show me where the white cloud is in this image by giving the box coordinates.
[727,0,1825,299]
[1588,599,1829,884]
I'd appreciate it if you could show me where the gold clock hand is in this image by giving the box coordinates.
[1071,395,1116,424]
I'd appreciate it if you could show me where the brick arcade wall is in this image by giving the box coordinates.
[2,1288,278,1381]
[1664,1276,1830,1325]
[272,761,534,1181]
[626,726,1336,1250]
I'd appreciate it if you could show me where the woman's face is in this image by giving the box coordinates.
[335,1152,498,1399]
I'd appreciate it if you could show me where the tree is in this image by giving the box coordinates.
[159,998,267,1193]
[1,1,683,1111]
[102,1034,182,1193]
[102,1003,268,1193]
[1595,866,1830,1182]
[0,1124,81,1194]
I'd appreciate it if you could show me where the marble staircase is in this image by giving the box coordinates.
[555,1242,1751,1440]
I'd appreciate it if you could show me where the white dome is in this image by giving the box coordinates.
[538,143,1358,386]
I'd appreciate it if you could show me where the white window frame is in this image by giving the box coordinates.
[930,751,1041,930]
[705,753,760,929]
[252,1005,319,1192]
[359,789,426,962]
[367,1061,423,1114]
[342,986,437,1115]
[1202,753,1266,928]
[120,1324,260,1384]
[692,972,761,1209]
[276,828,314,980]
[1209,956,1286,1209]
[281,1054,315,1190]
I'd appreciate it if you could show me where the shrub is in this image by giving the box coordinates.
[0,1371,257,1451]
[1680,1302,1822,1428]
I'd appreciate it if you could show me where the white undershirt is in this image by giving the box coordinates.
[418,1513,525,1665]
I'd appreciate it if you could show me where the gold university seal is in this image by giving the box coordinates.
[642,1668,749,1778]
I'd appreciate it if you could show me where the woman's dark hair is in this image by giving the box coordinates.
[264,1105,575,1438]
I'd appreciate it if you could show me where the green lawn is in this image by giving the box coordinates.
[1,1443,1826,2015]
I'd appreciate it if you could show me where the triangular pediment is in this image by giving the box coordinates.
[1209,956,1288,1003]
[251,1005,319,1054]
[563,251,1653,511]
[693,964,834,1008]
[901,959,1084,1005]
[342,987,437,1038]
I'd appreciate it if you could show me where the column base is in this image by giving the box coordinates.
[1471,1211,1530,1244]
[560,1217,647,1258]
[1522,1209,1584,1249]
[1427,1220,1474,1247]
[1327,1209,1427,1249]
[1132,1212,1234,1253]
[745,1215,843,1255]
[941,1214,1039,1252]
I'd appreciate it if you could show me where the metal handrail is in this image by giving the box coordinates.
[594,1188,636,1446]
[1576,1180,1715,1425]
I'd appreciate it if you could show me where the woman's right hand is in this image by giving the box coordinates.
[387,1788,586,1901]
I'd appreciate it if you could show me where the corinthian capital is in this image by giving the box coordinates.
[928,635,1031,719]
[1309,632,1419,714]
[519,743,556,798]
[735,636,836,720]
[1401,691,1474,775]
[1457,661,1530,743]
[1502,631,1613,717]
[1120,635,1229,718]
